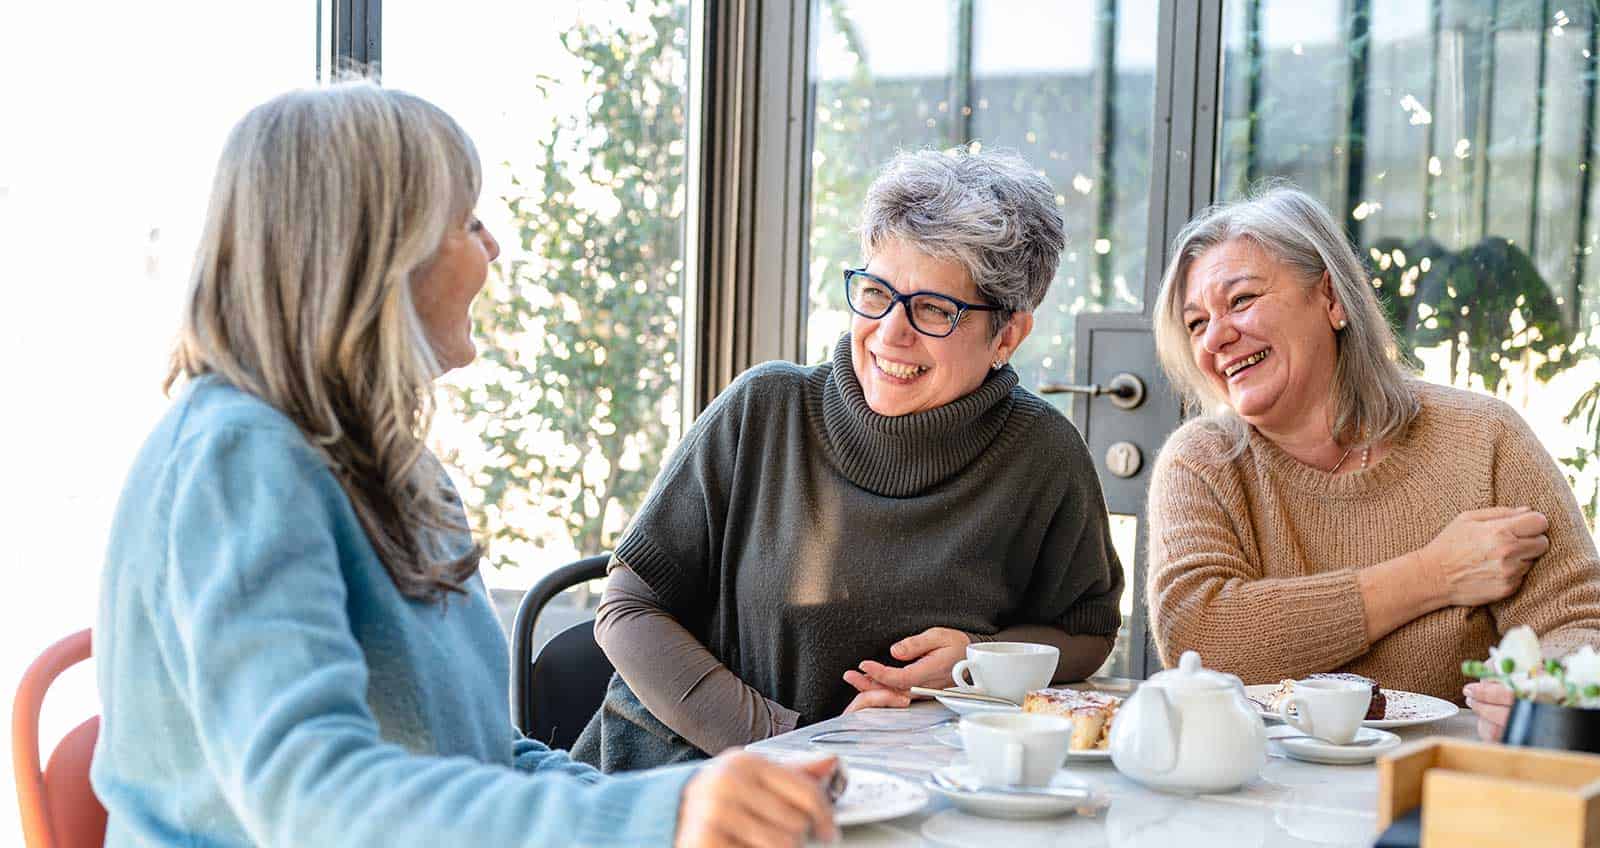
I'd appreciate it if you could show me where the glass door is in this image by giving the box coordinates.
[801,0,1163,677]
[1216,0,1600,527]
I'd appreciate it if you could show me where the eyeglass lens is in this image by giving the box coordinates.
[846,273,960,336]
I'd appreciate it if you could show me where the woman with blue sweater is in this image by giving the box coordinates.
[91,81,836,847]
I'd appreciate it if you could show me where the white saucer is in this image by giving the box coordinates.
[925,765,1103,819]
[1267,725,1401,764]
[833,767,930,827]
[933,686,1022,716]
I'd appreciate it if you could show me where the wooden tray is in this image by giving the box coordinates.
[1378,737,1600,847]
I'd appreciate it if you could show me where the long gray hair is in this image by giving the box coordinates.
[1152,184,1418,456]
[167,81,482,602]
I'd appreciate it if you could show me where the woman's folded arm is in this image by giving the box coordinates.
[594,563,801,752]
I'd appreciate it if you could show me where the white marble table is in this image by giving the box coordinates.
[750,696,1477,847]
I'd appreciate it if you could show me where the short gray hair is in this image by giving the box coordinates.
[859,148,1065,336]
[1152,183,1418,455]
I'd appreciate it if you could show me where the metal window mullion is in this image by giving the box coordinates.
[1092,0,1118,306]
[1574,13,1598,329]
[1143,0,1223,307]
[949,0,975,146]
[1344,0,1371,249]
[690,0,811,413]
[331,0,381,77]
[1130,0,1224,678]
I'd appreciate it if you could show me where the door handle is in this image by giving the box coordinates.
[1038,372,1145,410]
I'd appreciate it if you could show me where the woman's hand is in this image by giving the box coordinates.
[675,751,838,848]
[1423,507,1550,607]
[844,627,972,698]
[1464,680,1516,742]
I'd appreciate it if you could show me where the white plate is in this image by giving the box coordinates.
[925,765,1103,819]
[931,723,1110,761]
[1244,684,1460,728]
[1266,724,1402,764]
[933,685,1021,716]
[833,767,930,827]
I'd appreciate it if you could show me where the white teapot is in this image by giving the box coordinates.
[1110,650,1266,793]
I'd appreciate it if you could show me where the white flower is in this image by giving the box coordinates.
[1565,646,1600,690]
[1488,626,1543,676]
[1509,669,1565,703]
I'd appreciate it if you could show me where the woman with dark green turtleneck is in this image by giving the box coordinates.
[572,148,1125,772]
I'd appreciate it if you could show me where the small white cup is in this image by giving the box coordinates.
[1279,678,1370,745]
[961,712,1074,787]
[950,642,1059,704]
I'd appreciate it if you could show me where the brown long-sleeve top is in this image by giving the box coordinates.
[594,562,1114,755]
[1146,380,1600,703]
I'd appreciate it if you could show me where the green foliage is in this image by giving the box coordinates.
[1562,352,1600,524]
[452,0,689,565]
[1368,235,1576,391]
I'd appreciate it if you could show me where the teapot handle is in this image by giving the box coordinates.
[1129,686,1180,774]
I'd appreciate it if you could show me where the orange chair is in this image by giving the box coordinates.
[13,629,106,848]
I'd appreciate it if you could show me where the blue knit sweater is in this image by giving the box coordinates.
[91,376,693,846]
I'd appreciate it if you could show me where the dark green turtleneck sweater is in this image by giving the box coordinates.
[573,337,1122,769]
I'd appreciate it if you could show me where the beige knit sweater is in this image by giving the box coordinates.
[1146,380,1600,703]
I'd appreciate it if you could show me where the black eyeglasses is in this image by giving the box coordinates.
[842,268,1003,338]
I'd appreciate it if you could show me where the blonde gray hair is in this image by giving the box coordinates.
[860,148,1065,336]
[167,81,483,602]
[1152,183,1418,456]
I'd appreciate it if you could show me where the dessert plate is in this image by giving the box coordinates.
[932,685,1022,716]
[833,767,930,827]
[1244,684,1459,728]
[1266,724,1401,764]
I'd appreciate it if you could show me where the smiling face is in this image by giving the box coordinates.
[413,213,499,372]
[851,239,1032,416]
[1181,237,1346,436]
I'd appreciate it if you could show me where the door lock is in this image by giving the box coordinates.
[1104,441,1143,478]
[1037,371,1146,410]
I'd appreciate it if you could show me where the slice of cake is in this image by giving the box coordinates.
[1021,688,1122,750]
[1263,673,1386,720]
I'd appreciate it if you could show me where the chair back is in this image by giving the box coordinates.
[511,554,613,749]
[13,629,106,848]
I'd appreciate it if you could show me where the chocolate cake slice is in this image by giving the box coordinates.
[1308,672,1386,720]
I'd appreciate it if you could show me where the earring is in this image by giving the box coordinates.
[991,360,1005,370]
[1336,319,1348,330]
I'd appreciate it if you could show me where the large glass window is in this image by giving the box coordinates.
[803,0,1160,676]
[1219,0,1600,526]
[0,2,316,837]
[806,0,1157,388]
[386,1,693,622]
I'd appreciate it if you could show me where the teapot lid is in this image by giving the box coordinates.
[1146,651,1239,692]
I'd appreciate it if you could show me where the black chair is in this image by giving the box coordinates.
[511,553,614,750]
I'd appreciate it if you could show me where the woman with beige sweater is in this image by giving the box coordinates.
[1144,185,1600,742]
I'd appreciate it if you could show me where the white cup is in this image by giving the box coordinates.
[961,712,1074,787]
[1278,678,1370,745]
[950,642,1059,704]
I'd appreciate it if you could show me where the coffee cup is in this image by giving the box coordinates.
[950,642,1059,704]
[1279,678,1370,745]
[960,712,1074,787]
